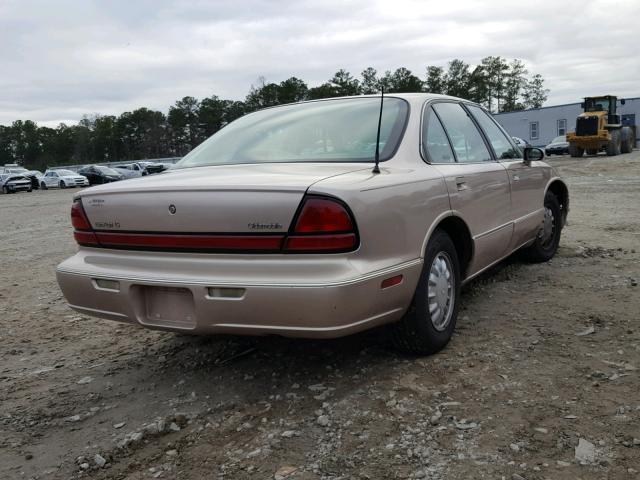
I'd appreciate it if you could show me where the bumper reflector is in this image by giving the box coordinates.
[207,287,246,299]
[93,278,120,291]
[381,275,403,289]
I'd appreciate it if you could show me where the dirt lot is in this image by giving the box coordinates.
[1,152,639,480]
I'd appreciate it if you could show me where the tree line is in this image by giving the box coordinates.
[0,56,549,170]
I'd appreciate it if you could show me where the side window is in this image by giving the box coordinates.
[467,105,522,159]
[422,107,455,163]
[51,172,58,177]
[432,103,492,163]
[557,119,567,136]
[530,121,539,140]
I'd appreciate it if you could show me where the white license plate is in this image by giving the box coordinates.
[142,286,196,329]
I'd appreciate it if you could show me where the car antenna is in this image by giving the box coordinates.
[372,86,384,174]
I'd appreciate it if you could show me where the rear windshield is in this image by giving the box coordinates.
[177,97,408,168]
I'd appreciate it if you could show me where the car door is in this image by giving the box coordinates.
[467,105,547,250]
[44,171,55,187]
[423,101,513,276]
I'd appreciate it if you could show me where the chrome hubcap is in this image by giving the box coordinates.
[539,206,555,248]
[427,252,455,331]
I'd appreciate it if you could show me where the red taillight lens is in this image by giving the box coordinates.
[284,196,358,253]
[71,200,91,230]
[71,199,99,246]
[293,198,354,233]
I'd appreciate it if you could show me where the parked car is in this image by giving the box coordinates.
[137,161,166,174]
[1,165,42,189]
[40,169,89,189]
[114,162,148,178]
[512,137,531,149]
[78,165,125,185]
[1,174,32,193]
[56,94,569,355]
[545,135,570,156]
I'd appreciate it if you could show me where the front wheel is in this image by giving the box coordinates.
[59,180,66,189]
[522,192,562,263]
[2,186,9,194]
[391,230,460,355]
[569,144,584,157]
[41,182,47,190]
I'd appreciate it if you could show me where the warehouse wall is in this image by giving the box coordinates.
[494,97,640,148]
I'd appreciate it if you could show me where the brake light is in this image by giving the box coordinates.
[71,199,99,246]
[284,196,358,253]
[293,198,353,233]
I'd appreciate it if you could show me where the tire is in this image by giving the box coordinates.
[586,148,598,155]
[522,192,562,263]
[59,180,66,189]
[2,186,9,194]
[569,144,584,157]
[606,129,622,156]
[621,127,635,154]
[391,230,460,355]
[41,182,47,190]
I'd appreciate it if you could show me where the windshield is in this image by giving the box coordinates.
[56,169,75,176]
[96,166,119,175]
[177,97,409,169]
[585,98,610,112]
[552,136,566,143]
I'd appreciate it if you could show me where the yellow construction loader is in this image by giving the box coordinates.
[567,95,635,157]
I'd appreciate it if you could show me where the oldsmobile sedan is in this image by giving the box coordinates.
[56,94,569,354]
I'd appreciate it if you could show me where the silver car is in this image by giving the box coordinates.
[56,94,569,354]
[41,169,89,189]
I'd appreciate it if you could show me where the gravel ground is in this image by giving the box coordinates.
[1,152,639,480]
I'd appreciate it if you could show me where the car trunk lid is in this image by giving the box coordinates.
[79,163,367,234]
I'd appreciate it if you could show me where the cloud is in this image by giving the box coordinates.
[1,0,639,126]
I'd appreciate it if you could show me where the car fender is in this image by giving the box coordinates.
[544,176,570,227]
[419,210,475,275]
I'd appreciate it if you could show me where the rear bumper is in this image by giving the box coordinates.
[55,249,422,338]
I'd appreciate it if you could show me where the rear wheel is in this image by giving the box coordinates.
[391,230,460,355]
[569,144,584,157]
[522,192,562,263]
[621,127,635,154]
[606,129,622,156]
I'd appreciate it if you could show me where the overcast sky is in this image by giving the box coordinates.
[1,0,638,126]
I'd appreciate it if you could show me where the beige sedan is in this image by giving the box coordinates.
[56,94,569,354]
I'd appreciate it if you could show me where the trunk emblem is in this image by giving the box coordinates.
[168,204,177,215]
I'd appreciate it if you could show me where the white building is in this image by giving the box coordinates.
[494,96,639,148]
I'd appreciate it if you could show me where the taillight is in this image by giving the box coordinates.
[71,199,99,246]
[284,196,358,253]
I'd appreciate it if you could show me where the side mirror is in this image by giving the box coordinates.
[580,102,585,109]
[523,147,544,165]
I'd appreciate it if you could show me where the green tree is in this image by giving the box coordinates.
[360,67,380,94]
[425,66,446,94]
[444,59,471,99]
[307,83,338,99]
[522,74,549,109]
[330,69,360,96]
[168,96,200,155]
[502,59,528,112]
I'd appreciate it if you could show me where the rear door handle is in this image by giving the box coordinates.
[455,176,468,191]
